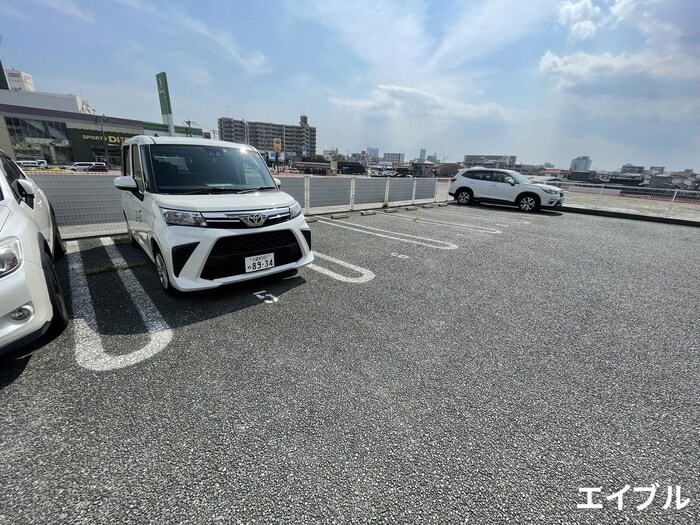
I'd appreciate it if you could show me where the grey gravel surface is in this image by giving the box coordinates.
[1,203,698,524]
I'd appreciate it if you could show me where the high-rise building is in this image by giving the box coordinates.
[462,154,516,169]
[569,156,592,172]
[6,69,35,92]
[419,148,426,162]
[367,147,379,160]
[218,114,316,157]
[382,152,404,164]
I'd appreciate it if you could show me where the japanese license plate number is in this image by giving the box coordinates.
[245,253,275,273]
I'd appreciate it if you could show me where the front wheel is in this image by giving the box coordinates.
[517,194,539,212]
[51,214,66,260]
[154,247,179,296]
[42,250,69,337]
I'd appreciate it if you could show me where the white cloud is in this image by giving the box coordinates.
[557,0,601,40]
[189,67,212,86]
[558,0,601,25]
[539,50,700,82]
[569,20,598,40]
[32,0,94,22]
[0,0,29,19]
[330,85,507,121]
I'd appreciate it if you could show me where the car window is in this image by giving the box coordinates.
[148,145,276,194]
[468,171,492,181]
[121,145,130,177]
[131,145,144,193]
[492,172,514,184]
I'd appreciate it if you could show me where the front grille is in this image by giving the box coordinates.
[201,230,302,280]
[205,215,289,229]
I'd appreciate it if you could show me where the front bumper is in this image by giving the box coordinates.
[0,260,52,354]
[543,194,565,207]
[156,215,314,292]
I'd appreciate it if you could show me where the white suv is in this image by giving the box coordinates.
[448,168,565,212]
[0,150,68,355]
[114,136,314,294]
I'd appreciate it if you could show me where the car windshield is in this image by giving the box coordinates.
[147,144,276,194]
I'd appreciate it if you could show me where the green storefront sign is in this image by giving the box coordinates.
[67,128,138,162]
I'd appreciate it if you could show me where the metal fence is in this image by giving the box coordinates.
[28,173,700,239]
[28,173,440,239]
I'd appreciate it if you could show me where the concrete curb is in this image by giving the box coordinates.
[405,206,418,211]
[360,210,376,216]
[304,216,318,223]
[384,209,398,214]
[331,213,349,219]
[422,204,434,208]
[437,203,449,207]
[560,206,700,228]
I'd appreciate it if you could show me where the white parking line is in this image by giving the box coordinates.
[66,239,173,371]
[317,217,458,250]
[427,207,531,224]
[386,213,503,234]
[308,252,375,283]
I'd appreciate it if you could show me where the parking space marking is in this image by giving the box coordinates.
[391,253,409,259]
[308,252,376,283]
[254,290,279,304]
[66,239,173,371]
[426,207,531,224]
[385,213,503,234]
[316,217,458,250]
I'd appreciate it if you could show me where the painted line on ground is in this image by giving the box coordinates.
[426,206,531,224]
[66,239,173,371]
[316,217,458,250]
[384,213,503,234]
[308,252,375,283]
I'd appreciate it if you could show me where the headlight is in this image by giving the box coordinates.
[160,208,207,227]
[0,237,22,278]
[542,188,559,195]
[289,201,302,219]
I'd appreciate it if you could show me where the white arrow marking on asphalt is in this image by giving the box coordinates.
[308,252,375,283]
[67,239,173,371]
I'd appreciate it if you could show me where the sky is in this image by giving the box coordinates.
[1,0,699,170]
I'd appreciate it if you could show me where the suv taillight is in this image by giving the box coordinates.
[450,176,456,183]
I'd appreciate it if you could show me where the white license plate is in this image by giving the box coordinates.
[245,253,275,273]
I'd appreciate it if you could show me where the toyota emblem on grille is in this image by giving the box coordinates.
[242,213,267,227]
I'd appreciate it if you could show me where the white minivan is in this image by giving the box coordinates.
[114,136,313,294]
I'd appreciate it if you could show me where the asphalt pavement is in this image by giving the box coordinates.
[1,203,698,524]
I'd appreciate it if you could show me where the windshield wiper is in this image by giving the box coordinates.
[236,186,277,194]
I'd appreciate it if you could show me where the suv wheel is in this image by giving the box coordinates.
[455,189,473,205]
[517,194,539,212]
[51,209,66,260]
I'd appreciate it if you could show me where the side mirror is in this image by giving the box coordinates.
[15,179,36,208]
[114,176,138,191]
[509,180,516,186]
[273,177,281,188]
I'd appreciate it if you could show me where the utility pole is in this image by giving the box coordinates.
[97,115,109,166]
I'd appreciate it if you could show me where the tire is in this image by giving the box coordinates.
[50,210,66,260]
[455,188,473,205]
[153,246,180,296]
[42,249,68,337]
[517,194,540,212]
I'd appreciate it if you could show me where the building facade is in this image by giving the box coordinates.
[462,154,516,169]
[218,114,316,157]
[382,152,404,164]
[6,69,35,92]
[569,156,592,172]
[0,89,202,166]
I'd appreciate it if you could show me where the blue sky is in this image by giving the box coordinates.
[1,0,698,170]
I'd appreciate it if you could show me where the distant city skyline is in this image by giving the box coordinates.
[1,0,698,171]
